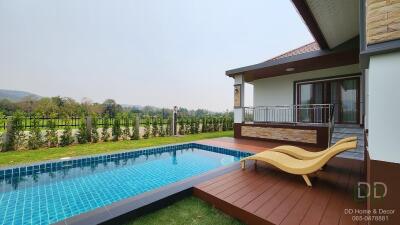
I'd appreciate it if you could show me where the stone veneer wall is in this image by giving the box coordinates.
[366,0,400,44]
[241,126,317,144]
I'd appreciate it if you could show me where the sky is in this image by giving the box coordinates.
[0,0,313,112]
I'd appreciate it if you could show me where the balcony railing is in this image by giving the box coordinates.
[243,104,334,125]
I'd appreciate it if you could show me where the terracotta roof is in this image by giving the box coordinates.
[267,42,320,62]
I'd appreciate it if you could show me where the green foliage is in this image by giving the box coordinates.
[178,118,185,135]
[124,196,243,225]
[101,115,110,142]
[45,117,58,147]
[76,118,88,144]
[0,131,233,167]
[122,127,131,140]
[143,118,150,139]
[222,117,227,131]
[152,118,159,137]
[60,121,74,147]
[165,117,172,136]
[159,125,166,137]
[91,116,99,143]
[2,111,25,151]
[27,116,43,150]
[112,115,122,141]
[130,116,140,140]
[201,118,207,133]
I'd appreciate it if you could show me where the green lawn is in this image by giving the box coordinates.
[0,131,232,167]
[124,196,243,225]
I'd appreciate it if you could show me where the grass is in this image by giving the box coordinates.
[124,196,243,225]
[0,131,233,167]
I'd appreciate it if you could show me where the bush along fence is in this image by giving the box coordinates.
[0,114,233,151]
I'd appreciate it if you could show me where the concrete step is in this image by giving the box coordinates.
[331,132,364,139]
[332,127,364,134]
[331,125,364,160]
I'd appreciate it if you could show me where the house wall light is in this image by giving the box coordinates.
[285,67,295,72]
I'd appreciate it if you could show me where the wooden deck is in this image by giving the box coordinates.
[194,138,366,225]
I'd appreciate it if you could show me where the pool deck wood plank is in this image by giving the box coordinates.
[193,137,366,225]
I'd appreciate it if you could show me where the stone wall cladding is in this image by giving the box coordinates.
[366,0,400,44]
[241,126,317,144]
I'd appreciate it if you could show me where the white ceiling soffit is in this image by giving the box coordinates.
[306,0,359,49]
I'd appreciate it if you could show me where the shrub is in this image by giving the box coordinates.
[159,121,166,137]
[143,118,150,139]
[76,118,88,144]
[201,118,207,133]
[91,116,99,143]
[2,111,25,151]
[112,115,121,141]
[45,118,58,147]
[60,121,73,147]
[27,115,43,149]
[222,117,228,131]
[122,127,130,140]
[130,115,140,140]
[194,118,200,134]
[165,117,172,136]
[178,118,185,135]
[101,115,110,142]
[152,118,159,137]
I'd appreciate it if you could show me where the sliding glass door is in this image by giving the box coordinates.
[297,77,360,124]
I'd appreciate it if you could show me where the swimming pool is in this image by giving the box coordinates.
[0,143,251,225]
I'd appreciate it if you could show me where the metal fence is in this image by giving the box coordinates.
[0,115,233,130]
[243,104,334,124]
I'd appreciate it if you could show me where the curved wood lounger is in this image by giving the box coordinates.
[269,136,357,160]
[240,141,357,187]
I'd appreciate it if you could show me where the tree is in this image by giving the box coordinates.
[27,115,43,149]
[101,115,110,142]
[91,116,99,143]
[76,118,88,144]
[60,120,74,147]
[112,115,122,141]
[152,117,159,137]
[0,99,17,115]
[45,118,58,147]
[130,115,140,140]
[143,117,150,139]
[102,99,122,117]
[2,111,25,151]
[35,98,59,116]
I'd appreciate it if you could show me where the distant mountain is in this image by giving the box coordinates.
[0,89,41,102]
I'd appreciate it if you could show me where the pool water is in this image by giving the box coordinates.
[0,144,250,225]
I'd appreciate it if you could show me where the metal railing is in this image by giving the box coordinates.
[243,104,334,125]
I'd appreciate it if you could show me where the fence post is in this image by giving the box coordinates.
[135,116,140,138]
[86,116,92,142]
[173,106,177,135]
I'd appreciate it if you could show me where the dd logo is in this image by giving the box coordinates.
[344,209,354,214]
[357,182,387,200]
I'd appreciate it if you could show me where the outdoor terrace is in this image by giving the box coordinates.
[195,138,365,225]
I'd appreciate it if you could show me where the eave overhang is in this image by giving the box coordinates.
[226,37,359,83]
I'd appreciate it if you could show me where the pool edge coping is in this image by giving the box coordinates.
[52,161,242,225]
[0,141,252,171]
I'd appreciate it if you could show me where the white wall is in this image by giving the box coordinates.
[368,52,400,164]
[252,64,360,106]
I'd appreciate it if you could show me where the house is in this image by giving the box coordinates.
[226,0,400,223]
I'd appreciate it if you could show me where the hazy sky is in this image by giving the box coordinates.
[0,0,313,111]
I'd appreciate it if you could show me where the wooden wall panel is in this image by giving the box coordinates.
[366,0,400,44]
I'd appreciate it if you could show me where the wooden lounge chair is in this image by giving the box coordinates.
[269,136,357,160]
[240,141,357,187]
